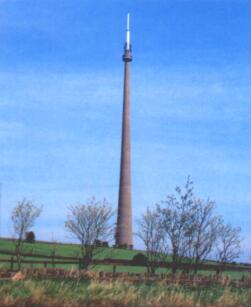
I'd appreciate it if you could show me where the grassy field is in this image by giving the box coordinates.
[0,238,153,273]
[0,238,250,277]
[1,238,251,306]
[0,238,139,259]
[0,278,251,306]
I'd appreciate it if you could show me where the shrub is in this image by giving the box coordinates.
[94,239,109,247]
[132,253,148,266]
[25,231,35,243]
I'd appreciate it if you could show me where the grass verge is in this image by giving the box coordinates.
[0,278,251,306]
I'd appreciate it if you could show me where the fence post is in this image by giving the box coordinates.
[113,265,116,274]
[10,257,14,270]
[44,262,47,268]
[79,259,81,270]
[51,251,55,268]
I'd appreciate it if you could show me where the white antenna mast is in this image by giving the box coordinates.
[126,13,130,50]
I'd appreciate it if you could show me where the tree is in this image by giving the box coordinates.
[188,198,221,272]
[216,222,242,265]
[65,197,113,270]
[11,199,42,269]
[157,177,194,273]
[155,177,243,274]
[137,207,168,274]
[157,177,226,273]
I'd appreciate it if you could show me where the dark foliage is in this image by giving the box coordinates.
[132,253,148,266]
[25,231,35,243]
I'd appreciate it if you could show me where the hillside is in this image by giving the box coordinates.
[0,238,150,272]
[0,238,140,259]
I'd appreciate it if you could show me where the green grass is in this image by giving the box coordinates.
[0,238,139,259]
[0,238,150,272]
[0,238,250,278]
[0,238,173,273]
[0,278,251,306]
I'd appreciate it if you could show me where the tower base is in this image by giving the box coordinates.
[113,244,133,250]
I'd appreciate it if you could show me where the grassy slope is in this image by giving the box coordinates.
[0,238,140,259]
[0,238,151,272]
[0,238,250,276]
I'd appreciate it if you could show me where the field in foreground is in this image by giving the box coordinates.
[0,278,251,307]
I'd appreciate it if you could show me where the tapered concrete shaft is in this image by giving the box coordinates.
[116,32,133,248]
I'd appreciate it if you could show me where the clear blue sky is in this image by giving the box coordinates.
[0,0,251,259]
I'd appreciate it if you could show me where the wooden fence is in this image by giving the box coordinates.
[0,248,251,274]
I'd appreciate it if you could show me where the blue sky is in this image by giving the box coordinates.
[0,0,251,259]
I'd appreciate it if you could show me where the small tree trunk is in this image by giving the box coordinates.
[82,258,89,271]
[172,254,177,274]
[194,258,199,274]
[15,244,22,270]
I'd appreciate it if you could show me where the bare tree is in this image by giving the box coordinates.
[216,222,242,265]
[157,177,194,273]
[65,197,113,270]
[11,199,42,269]
[156,177,242,274]
[188,198,221,272]
[137,207,168,274]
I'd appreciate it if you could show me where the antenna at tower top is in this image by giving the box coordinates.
[127,13,130,31]
[126,13,130,50]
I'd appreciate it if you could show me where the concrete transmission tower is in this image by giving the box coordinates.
[116,14,133,248]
